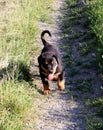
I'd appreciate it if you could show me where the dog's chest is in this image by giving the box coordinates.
[53,73,60,80]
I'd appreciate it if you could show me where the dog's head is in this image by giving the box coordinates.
[40,52,58,80]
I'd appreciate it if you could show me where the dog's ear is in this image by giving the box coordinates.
[38,54,44,63]
[38,55,41,63]
[52,55,59,64]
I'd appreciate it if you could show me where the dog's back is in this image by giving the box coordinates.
[41,30,60,58]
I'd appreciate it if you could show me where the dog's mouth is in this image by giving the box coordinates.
[47,64,58,80]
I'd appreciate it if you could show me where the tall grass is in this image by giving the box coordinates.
[86,0,103,129]
[0,0,52,63]
[0,81,31,130]
[86,0,103,71]
[0,0,52,129]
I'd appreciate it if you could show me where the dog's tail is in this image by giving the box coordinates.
[41,30,51,46]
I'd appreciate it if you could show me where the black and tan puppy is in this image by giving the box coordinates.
[38,30,65,94]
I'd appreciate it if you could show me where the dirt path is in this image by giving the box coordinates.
[30,0,102,130]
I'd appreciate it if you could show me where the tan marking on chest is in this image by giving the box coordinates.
[53,72,60,80]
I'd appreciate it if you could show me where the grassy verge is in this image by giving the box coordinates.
[86,0,103,72]
[0,0,52,129]
[86,0,103,129]
[0,81,31,130]
[0,0,52,63]
[86,97,103,130]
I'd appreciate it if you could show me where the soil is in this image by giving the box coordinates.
[30,0,102,130]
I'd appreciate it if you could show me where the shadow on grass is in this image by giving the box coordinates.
[0,60,44,95]
[0,61,32,82]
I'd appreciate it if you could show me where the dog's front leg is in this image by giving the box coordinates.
[42,78,50,95]
[57,73,65,91]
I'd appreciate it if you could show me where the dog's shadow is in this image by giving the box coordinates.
[30,63,44,94]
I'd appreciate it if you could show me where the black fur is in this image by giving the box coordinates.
[38,30,65,94]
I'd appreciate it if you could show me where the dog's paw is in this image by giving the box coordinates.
[59,86,65,91]
[43,90,50,95]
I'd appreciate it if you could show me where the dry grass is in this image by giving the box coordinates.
[0,0,53,129]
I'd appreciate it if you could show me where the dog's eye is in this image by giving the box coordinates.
[45,62,48,65]
[51,61,54,64]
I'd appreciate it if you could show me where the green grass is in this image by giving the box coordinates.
[86,0,103,71]
[86,97,103,130]
[0,81,32,130]
[85,1,103,129]
[0,0,52,63]
[0,0,53,129]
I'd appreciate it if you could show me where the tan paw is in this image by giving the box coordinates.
[43,90,50,95]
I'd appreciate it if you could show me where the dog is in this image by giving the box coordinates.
[38,30,65,94]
